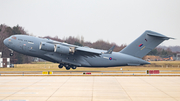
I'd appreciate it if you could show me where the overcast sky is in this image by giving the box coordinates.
[0,0,180,46]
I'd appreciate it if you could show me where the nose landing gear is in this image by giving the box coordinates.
[10,53,14,56]
[9,49,14,56]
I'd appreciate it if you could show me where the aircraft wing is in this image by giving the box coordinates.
[75,47,102,57]
[75,47,102,54]
[44,40,106,57]
[47,41,114,57]
[47,41,78,48]
[46,40,103,55]
[47,41,102,55]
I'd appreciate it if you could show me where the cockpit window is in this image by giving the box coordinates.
[12,36,16,40]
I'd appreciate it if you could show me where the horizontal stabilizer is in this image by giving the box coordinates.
[146,31,174,40]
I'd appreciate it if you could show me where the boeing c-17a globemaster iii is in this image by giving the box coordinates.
[3,30,173,70]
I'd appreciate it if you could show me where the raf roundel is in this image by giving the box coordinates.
[139,44,143,47]
[109,57,112,60]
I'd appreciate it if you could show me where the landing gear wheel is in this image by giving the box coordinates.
[66,67,70,70]
[10,53,13,56]
[9,49,14,56]
[72,66,76,69]
[65,65,70,70]
[58,64,63,69]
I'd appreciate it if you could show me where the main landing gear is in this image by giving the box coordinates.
[58,64,63,69]
[58,64,77,70]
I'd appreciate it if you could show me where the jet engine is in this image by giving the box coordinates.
[54,44,75,54]
[39,42,54,52]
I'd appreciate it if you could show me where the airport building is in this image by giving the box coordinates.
[0,52,10,68]
[176,53,180,61]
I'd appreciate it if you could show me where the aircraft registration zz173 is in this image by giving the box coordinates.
[3,30,173,70]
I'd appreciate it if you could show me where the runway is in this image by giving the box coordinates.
[0,76,180,101]
[0,70,180,76]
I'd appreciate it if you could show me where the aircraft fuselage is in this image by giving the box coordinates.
[3,35,149,68]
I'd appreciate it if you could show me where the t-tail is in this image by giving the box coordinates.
[120,30,174,58]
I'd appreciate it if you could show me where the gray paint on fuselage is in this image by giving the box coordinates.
[83,52,149,67]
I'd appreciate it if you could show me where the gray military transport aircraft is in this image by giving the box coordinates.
[3,30,173,70]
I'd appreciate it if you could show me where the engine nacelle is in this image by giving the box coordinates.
[39,42,54,52]
[54,44,75,54]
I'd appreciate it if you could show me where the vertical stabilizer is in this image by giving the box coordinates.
[120,30,173,58]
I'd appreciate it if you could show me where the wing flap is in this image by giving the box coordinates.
[76,47,102,55]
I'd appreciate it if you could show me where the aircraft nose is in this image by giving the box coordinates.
[3,38,8,46]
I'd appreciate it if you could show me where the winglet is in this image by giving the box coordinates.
[105,45,115,54]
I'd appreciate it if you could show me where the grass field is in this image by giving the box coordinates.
[0,61,180,71]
